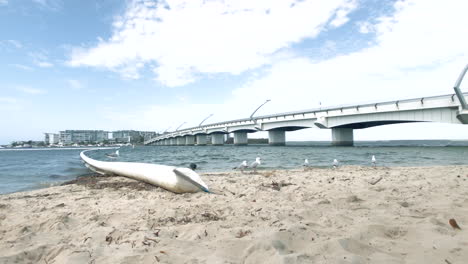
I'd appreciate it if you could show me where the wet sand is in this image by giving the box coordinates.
[1,166,468,263]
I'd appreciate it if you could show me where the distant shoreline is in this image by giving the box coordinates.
[0,147,118,151]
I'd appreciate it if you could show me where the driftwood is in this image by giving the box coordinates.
[369,176,383,185]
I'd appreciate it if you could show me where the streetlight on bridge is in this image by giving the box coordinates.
[454,63,468,110]
[199,113,214,127]
[250,99,271,120]
[176,122,187,131]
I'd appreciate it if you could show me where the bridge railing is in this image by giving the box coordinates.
[145,92,467,144]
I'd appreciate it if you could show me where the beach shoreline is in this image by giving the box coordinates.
[1,166,468,263]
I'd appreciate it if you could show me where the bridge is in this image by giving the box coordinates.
[144,64,468,147]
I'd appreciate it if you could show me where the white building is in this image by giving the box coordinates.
[44,133,60,145]
[59,130,109,144]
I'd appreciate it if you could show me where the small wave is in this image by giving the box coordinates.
[64,167,89,173]
[421,156,435,160]
[13,181,64,194]
[49,174,66,179]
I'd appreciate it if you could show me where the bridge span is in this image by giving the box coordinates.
[145,65,468,146]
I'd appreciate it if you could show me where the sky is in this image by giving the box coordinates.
[1,0,468,144]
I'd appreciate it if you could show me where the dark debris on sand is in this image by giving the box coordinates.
[61,174,159,191]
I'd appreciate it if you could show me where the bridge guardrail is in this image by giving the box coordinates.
[145,92,468,144]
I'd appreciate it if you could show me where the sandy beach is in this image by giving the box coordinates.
[1,166,468,263]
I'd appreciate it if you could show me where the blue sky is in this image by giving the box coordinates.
[1,0,468,144]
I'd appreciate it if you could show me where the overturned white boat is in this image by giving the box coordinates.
[80,150,209,193]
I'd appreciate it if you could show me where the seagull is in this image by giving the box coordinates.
[250,157,261,173]
[332,159,339,169]
[233,160,248,173]
[371,155,376,167]
[106,149,119,158]
[303,159,310,170]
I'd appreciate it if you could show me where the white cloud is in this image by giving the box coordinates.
[0,97,17,104]
[98,102,233,132]
[36,61,53,68]
[0,40,22,51]
[0,97,23,112]
[68,0,357,86]
[10,64,34,71]
[100,0,468,140]
[6,40,22,48]
[32,0,62,11]
[0,0,7,6]
[329,0,357,28]
[33,0,46,5]
[357,21,373,34]
[29,51,54,68]
[67,79,83,90]
[16,86,46,95]
[230,0,468,111]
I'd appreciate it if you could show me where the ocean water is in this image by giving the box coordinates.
[1,140,468,195]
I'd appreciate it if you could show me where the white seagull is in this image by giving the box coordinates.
[303,159,310,170]
[106,149,120,158]
[250,157,261,173]
[333,159,339,169]
[371,155,376,167]
[234,160,248,173]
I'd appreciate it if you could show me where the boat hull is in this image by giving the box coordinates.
[80,150,209,193]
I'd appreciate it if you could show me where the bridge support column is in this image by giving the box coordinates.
[211,134,225,145]
[268,130,286,146]
[332,128,354,146]
[185,135,195,145]
[176,137,185,145]
[233,132,248,145]
[163,139,169,145]
[196,135,207,146]
[457,109,468,124]
[169,138,176,146]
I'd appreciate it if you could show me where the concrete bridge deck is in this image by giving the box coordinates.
[144,92,468,146]
[145,64,468,146]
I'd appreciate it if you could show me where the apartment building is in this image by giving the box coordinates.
[59,130,108,144]
[44,133,60,145]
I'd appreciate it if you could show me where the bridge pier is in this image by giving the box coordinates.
[211,133,225,145]
[169,138,176,146]
[163,139,169,145]
[233,132,248,145]
[185,135,195,145]
[176,137,185,145]
[268,130,286,146]
[332,128,354,146]
[196,135,207,146]
[456,109,468,124]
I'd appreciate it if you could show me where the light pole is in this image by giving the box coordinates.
[454,63,468,110]
[199,113,213,127]
[250,99,271,120]
[176,121,186,131]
